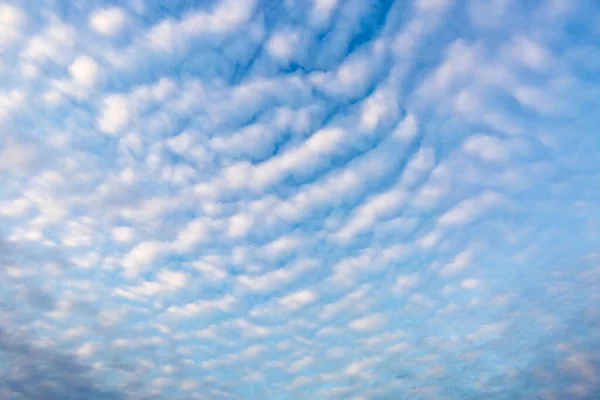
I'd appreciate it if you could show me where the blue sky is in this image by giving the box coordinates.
[1,0,600,399]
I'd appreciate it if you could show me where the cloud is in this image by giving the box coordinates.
[465,322,510,341]
[97,94,130,135]
[1,1,598,399]
[0,90,26,126]
[415,0,453,12]
[394,273,420,294]
[288,355,315,372]
[348,312,388,331]
[0,3,25,49]
[438,191,502,227]
[122,240,164,277]
[89,7,127,37]
[111,226,135,243]
[320,284,373,320]
[266,30,300,61]
[20,19,75,74]
[439,249,472,277]
[460,278,481,289]
[503,35,551,72]
[236,258,317,293]
[311,0,339,24]
[462,135,510,162]
[68,55,101,88]
[167,294,237,317]
[278,289,317,310]
[115,270,188,298]
[0,327,125,399]
[145,0,258,52]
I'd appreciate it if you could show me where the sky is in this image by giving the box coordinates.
[1,0,600,399]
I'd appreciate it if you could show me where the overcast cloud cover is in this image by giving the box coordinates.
[1,0,600,399]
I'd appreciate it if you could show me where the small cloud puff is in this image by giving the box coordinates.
[89,7,127,37]
[69,55,101,87]
[0,3,26,48]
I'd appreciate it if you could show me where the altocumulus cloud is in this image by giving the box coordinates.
[1,0,600,399]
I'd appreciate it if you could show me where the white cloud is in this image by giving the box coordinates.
[360,88,399,132]
[69,55,101,87]
[348,312,387,331]
[387,342,410,353]
[157,270,187,287]
[266,30,299,61]
[463,135,510,162]
[239,344,266,359]
[112,226,135,243]
[513,85,557,114]
[438,191,502,226]
[89,7,127,37]
[335,184,408,241]
[311,0,338,24]
[415,39,477,100]
[76,342,98,357]
[227,213,254,238]
[170,217,212,252]
[181,0,257,35]
[122,241,164,277]
[278,289,317,311]
[231,319,272,337]
[167,294,236,317]
[192,261,228,281]
[0,3,25,48]
[439,249,472,277]
[97,94,130,135]
[401,147,436,187]
[167,131,195,154]
[252,126,346,188]
[62,217,96,248]
[393,113,418,140]
[345,356,380,375]
[0,197,31,217]
[365,333,406,353]
[326,347,346,358]
[146,19,178,53]
[408,293,436,308]
[317,386,354,397]
[236,258,318,293]
[62,326,89,340]
[0,90,26,125]
[0,1,593,397]
[415,0,453,12]
[288,355,314,372]
[394,273,420,294]
[180,379,199,391]
[321,284,372,319]
[195,125,350,198]
[465,322,509,341]
[461,278,481,289]
[332,244,413,284]
[262,234,303,258]
[116,270,188,298]
[20,20,76,68]
[146,0,257,52]
[503,35,550,72]
[310,39,386,97]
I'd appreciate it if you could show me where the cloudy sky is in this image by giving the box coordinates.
[1,0,600,399]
